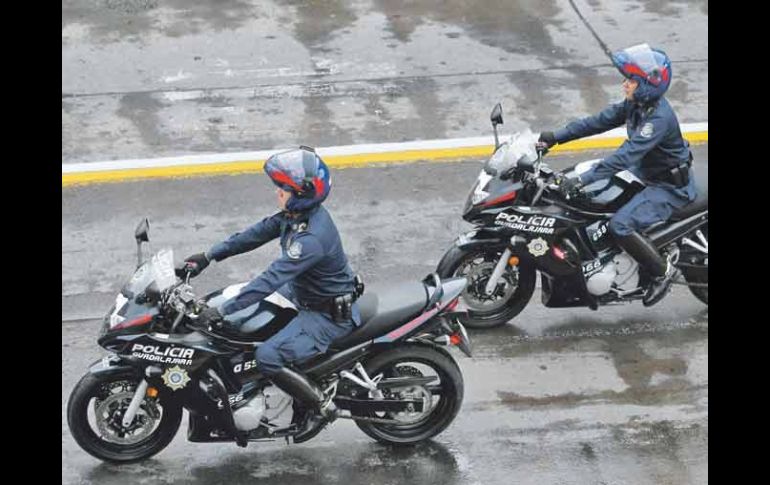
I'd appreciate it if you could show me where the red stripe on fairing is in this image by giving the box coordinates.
[113,314,152,330]
[482,191,517,207]
[270,170,302,191]
[385,307,440,340]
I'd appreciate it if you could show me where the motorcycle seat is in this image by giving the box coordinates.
[329,282,429,350]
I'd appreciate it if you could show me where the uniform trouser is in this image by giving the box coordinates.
[608,185,690,276]
[255,285,360,376]
[608,185,689,237]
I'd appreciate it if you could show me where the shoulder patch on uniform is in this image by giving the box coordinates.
[640,122,654,138]
[287,241,302,259]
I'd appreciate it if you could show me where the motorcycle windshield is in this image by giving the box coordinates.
[463,130,536,211]
[484,130,539,175]
[124,248,176,295]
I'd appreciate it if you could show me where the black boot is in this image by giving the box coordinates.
[615,232,679,307]
[643,262,680,307]
[268,368,337,443]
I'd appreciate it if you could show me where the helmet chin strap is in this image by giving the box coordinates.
[631,83,661,105]
[286,193,322,213]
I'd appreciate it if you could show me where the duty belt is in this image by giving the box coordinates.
[300,293,358,322]
[651,159,691,188]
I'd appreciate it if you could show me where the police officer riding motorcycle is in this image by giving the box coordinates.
[539,43,696,307]
[183,147,362,441]
[437,44,708,328]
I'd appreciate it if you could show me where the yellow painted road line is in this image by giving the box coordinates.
[62,131,708,187]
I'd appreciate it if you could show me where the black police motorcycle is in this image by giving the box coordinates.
[67,219,471,463]
[437,104,708,328]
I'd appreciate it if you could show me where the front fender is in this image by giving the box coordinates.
[437,231,506,275]
[454,228,508,250]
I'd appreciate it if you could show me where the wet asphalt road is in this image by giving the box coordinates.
[63,310,707,485]
[62,0,707,164]
[63,1,708,481]
[62,146,708,485]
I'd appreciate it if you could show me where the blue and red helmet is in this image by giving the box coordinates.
[264,146,331,212]
[611,43,672,104]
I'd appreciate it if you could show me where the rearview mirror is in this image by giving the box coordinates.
[135,218,149,243]
[490,103,503,126]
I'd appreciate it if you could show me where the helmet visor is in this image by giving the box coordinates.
[612,43,669,86]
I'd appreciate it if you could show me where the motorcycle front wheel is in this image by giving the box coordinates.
[67,370,182,464]
[437,245,536,328]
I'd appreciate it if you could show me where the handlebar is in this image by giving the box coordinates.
[175,263,192,277]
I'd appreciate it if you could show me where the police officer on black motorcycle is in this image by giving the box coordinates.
[538,43,696,307]
[182,146,361,442]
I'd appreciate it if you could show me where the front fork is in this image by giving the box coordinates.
[121,364,164,428]
[484,247,512,295]
[122,379,149,428]
[483,235,527,295]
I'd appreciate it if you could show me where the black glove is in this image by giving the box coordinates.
[182,252,210,278]
[557,174,584,199]
[538,131,557,148]
[196,306,224,329]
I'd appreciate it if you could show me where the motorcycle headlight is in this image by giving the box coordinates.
[471,189,490,205]
[99,304,116,337]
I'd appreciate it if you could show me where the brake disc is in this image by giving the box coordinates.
[462,260,519,311]
[94,390,158,445]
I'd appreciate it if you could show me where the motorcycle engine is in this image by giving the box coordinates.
[586,253,640,296]
[586,261,616,296]
[612,252,639,292]
[233,392,266,431]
